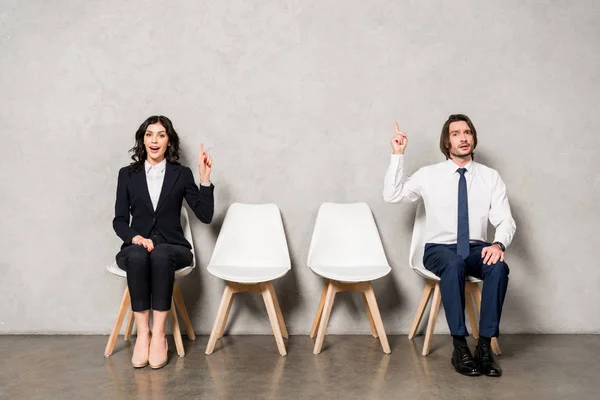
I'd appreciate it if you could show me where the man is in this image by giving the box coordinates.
[383,114,516,377]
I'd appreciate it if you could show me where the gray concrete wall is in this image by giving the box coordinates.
[1,0,598,334]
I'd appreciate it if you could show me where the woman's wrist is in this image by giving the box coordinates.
[131,235,143,244]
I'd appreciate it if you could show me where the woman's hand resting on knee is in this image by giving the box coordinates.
[132,235,154,252]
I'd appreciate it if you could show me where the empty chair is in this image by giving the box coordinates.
[308,202,391,354]
[407,202,501,356]
[104,207,197,357]
[205,203,291,356]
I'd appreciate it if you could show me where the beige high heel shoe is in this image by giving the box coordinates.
[131,333,150,368]
[149,335,168,369]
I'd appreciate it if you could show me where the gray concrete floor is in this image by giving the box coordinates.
[0,335,598,399]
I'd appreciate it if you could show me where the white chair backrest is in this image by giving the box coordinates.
[409,203,480,282]
[181,207,196,268]
[207,203,291,269]
[307,202,390,268]
[409,202,428,274]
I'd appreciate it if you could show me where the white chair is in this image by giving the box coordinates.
[408,202,501,356]
[308,202,392,354]
[104,207,197,358]
[205,203,291,356]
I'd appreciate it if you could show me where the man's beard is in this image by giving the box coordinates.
[450,147,472,159]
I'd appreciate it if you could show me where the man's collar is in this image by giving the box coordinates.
[446,158,474,174]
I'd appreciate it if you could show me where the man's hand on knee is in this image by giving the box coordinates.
[481,245,504,266]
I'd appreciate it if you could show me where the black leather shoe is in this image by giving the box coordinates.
[451,344,481,376]
[474,343,502,377]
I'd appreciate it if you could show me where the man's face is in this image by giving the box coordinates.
[448,121,474,159]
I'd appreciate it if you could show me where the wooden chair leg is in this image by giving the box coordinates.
[363,292,378,338]
[173,282,196,340]
[491,337,502,355]
[104,287,131,357]
[313,282,336,354]
[170,299,185,357]
[124,310,135,341]
[218,293,234,339]
[261,283,287,356]
[465,282,479,339]
[206,285,235,355]
[217,284,239,340]
[471,284,502,355]
[310,284,328,339]
[422,283,442,356]
[267,282,289,339]
[408,280,436,340]
[363,283,391,354]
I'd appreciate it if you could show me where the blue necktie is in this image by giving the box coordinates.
[457,168,470,259]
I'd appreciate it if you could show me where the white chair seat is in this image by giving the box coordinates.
[106,262,194,279]
[412,266,482,283]
[207,265,289,284]
[309,264,391,282]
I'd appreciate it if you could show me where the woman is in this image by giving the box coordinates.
[113,115,214,369]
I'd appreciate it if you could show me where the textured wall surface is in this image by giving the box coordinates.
[1,0,599,334]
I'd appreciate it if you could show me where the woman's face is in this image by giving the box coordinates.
[144,122,169,164]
